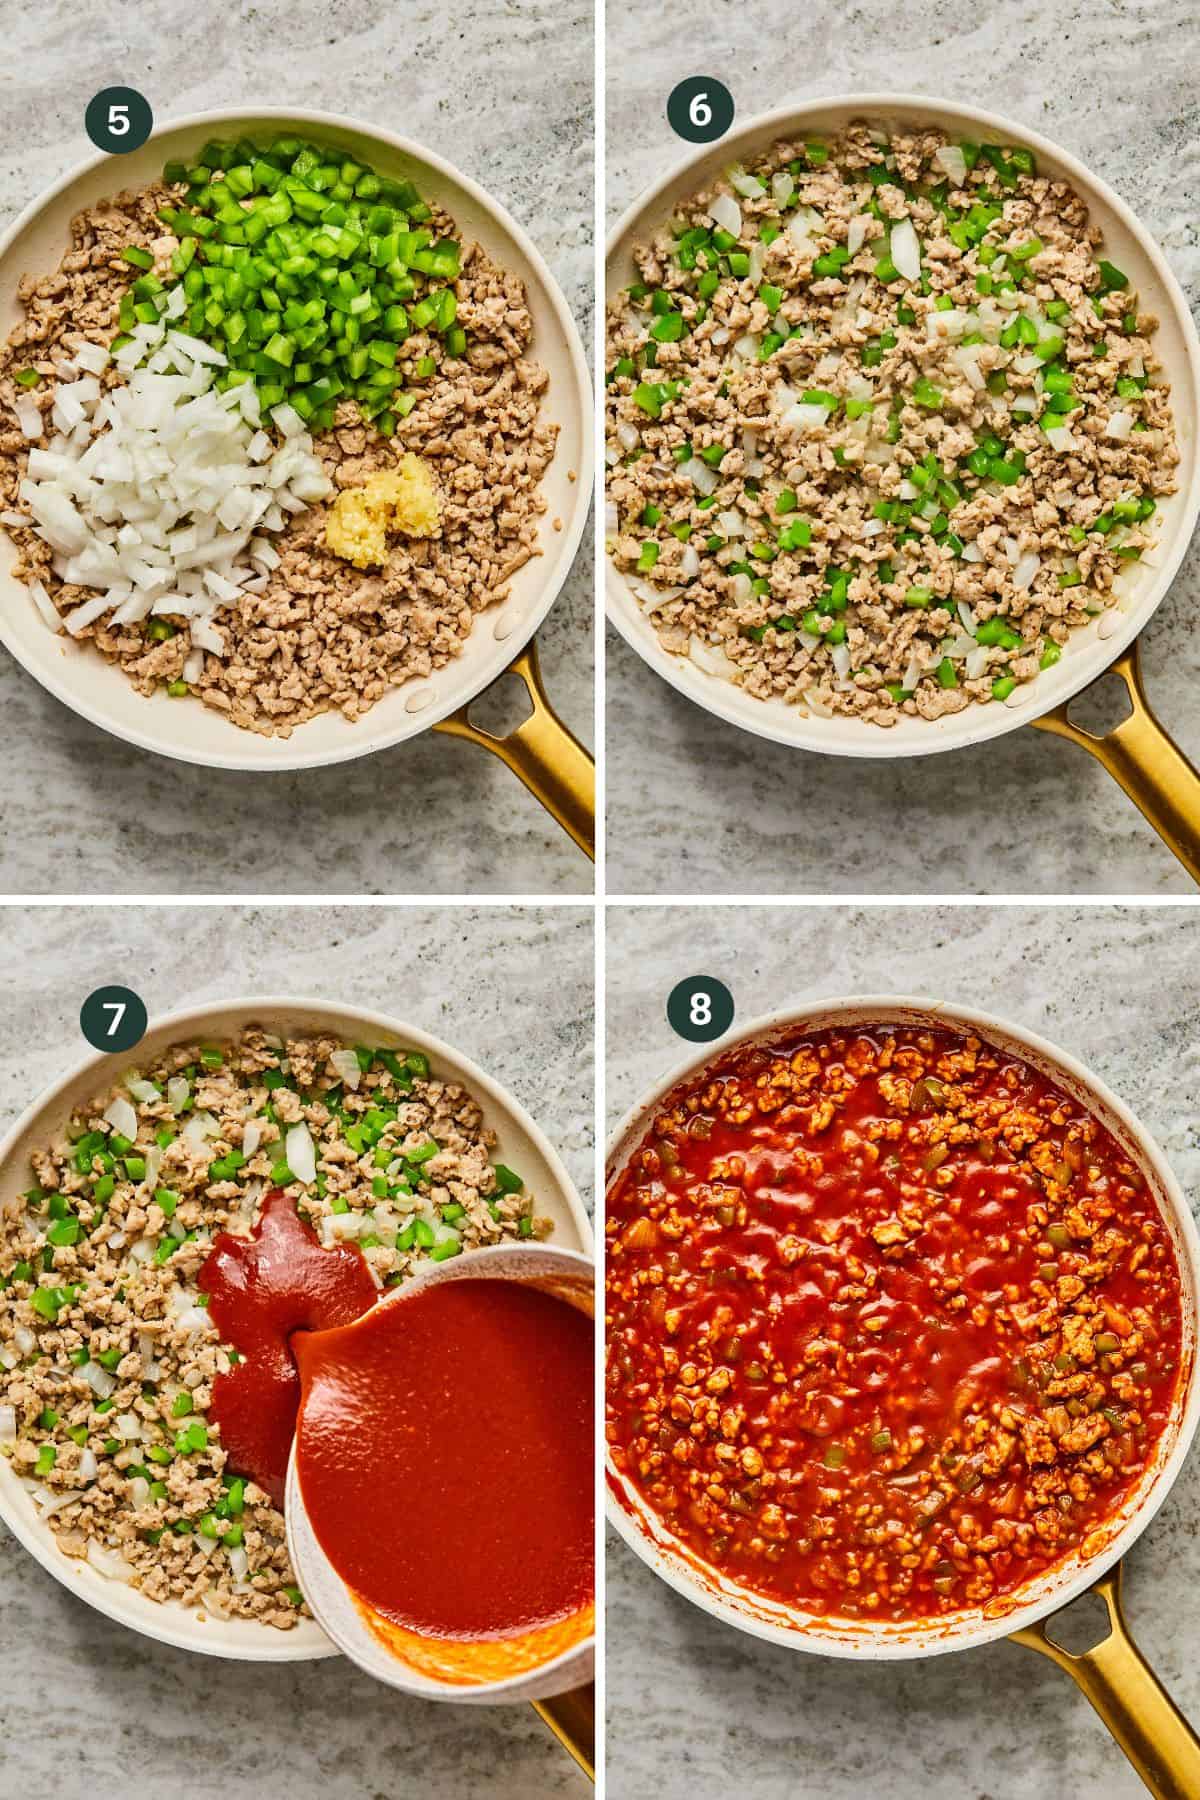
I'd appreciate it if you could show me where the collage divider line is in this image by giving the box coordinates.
[592,0,607,1778]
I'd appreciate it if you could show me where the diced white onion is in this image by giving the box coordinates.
[951,347,986,391]
[330,1049,362,1091]
[830,642,852,679]
[86,1539,134,1582]
[787,212,816,255]
[104,1096,139,1141]
[847,215,870,256]
[680,544,700,580]
[771,171,795,208]
[73,342,110,375]
[285,1122,316,1186]
[956,601,978,634]
[28,579,63,633]
[934,144,968,186]
[37,1488,84,1517]
[17,335,329,661]
[927,309,969,342]
[82,1361,116,1399]
[166,1075,190,1113]
[14,1324,35,1357]
[64,594,111,636]
[890,218,921,282]
[125,1077,159,1104]
[15,398,42,439]
[708,193,742,239]
[688,635,735,677]
[680,457,718,497]
[965,647,991,679]
[1105,411,1134,441]
[1045,425,1076,453]
[242,1119,261,1158]
[0,1405,15,1445]
[779,402,831,436]
[1013,552,1042,590]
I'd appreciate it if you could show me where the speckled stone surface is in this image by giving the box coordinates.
[0,0,593,896]
[605,0,1200,895]
[606,902,1200,1798]
[0,902,593,1800]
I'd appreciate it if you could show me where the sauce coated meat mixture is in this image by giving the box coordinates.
[606,1025,1184,1623]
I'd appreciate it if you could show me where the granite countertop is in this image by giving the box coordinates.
[606,902,1200,1798]
[605,0,1200,895]
[0,0,593,896]
[0,902,594,1800]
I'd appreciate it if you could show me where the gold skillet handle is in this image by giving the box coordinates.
[1031,640,1200,885]
[433,640,595,860]
[1011,1562,1200,1799]
[532,1683,595,1783]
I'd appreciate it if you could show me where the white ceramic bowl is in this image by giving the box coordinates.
[0,108,592,771]
[286,1241,595,1703]
[605,94,1200,758]
[0,996,592,1660]
[606,996,1200,1659]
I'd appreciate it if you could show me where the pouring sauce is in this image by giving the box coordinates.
[201,1190,377,1506]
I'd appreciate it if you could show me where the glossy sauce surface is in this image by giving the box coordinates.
[201,1189,377,1506]
[606,1026,1185,1623]
[296,1278,594,1647]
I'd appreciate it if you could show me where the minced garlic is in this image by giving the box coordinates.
[324,454,440,569]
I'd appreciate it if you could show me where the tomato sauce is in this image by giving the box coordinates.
[294,1278,594,1668]
[606,1025,1186,1624]
[201,1190,378,1506]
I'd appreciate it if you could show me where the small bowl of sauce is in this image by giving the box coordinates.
[284,1243,594,1706]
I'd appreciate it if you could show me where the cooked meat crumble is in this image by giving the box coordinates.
[605,123,1178,724]
[0,1028,547,1629]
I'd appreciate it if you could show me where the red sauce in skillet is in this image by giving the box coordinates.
[606,1025,1186,1624]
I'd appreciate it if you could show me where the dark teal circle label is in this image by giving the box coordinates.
[85,88,154,155]
[666,976,735,1043]
[666,78,735,146]
[80,986,148,1053]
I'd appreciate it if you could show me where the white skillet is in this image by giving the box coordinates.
[0,995,592,1663]
[606,97,1200,877]
[0,110,593,842]
[606,997,1200,1798]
